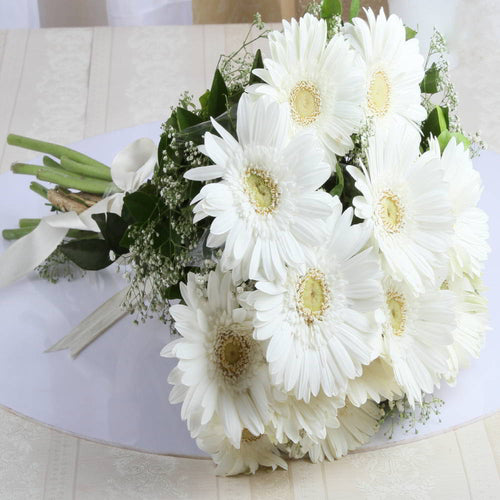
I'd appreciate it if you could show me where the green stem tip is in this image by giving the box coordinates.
[7,133,110,174]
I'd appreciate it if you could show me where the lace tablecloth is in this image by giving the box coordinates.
[0,21,499,499]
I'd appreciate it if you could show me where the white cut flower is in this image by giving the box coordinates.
[162,267,272,447]
[245,202,383,402]
[252,13,364,156]
[347,357,403,407]
[348,124,454,294]
[197,421,287,476]
[271,389,344,444]
[301,400,383,462]
[185,93,333,282]
[344,8,426,130]
[436,137,490,277]
[443,274,489,384]
[381,277,455,406]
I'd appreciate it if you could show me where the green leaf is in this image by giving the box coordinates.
[164,282,181,300]
[420,63,440,94]
[349,0,360,21]
[207,69,228,119]
[405,26,417,40]
[422,105,449,140]
[91,213,129,254]
[122,191,158,223]
[199,90,210,116]
[176,107,203,131]
[157,133,168,171]
[330,162,344,197]
[321,0,342,19]
[249,49,264,85]
[60,239,112,270]
[437,130,471,152]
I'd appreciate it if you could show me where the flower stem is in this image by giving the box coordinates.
[11,163,44,176]
[30,181,49,200]
[11,162,119,195]
[19,218,41,228]
[60,155,113,181]
[42,155,61,169]
[36,169,119,195]
[7,134,111,176]
[2,225,95,240]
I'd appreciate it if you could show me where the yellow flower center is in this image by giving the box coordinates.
[214,326,252,381]
[289,81,321,126]
[297,268,330,324]
[241,428,261,444]
[377,190,405,233]
[368,70,391,117]
[244,168,280,214]
[386,291,407,336]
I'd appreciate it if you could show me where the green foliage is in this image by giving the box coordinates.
[176,107,204,130]
[60,238,112,271]
[321,0,342,18]
[330,162,344,197]
[207,69,229,119]
[349,0,360,21]
[422,105,449,140]
[438,130,471,152]
[420,63,440,94]
[248,49,264,85]
[92,213,129,255]
[122,189,158,224]
[405,26,417,40]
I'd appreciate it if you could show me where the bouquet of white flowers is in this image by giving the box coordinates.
[0,1,489,476]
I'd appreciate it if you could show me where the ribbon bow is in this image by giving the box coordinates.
[0,138,156,288]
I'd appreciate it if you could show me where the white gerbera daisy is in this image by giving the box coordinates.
[252,13,364,156]
[442,274,489,384]
[381,277,455,406]
[301,400,383,462]
[196,421,287,476]
[348,124,454,293]
[186,93,333,282]
[436,137,490,277]
[162,267,272,447]
[347,357,403,407]
[245,201,383,402]
[344,8,426,130]
[271,389,344,444]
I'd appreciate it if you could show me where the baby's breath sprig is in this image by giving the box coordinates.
[36,246,85,284]
[218,14,270,93]
[378,395,445,439]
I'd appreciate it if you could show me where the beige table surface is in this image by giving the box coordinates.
[0,25,499,499]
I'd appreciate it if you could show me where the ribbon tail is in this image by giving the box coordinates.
[46,285,130,358]
[0,220,68,288]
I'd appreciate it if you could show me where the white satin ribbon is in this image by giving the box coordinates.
[0,137,156,288]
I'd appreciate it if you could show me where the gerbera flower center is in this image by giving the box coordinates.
[368,70,391,117]
[244,168,280,214]
[377,190,405,233]
[214,325,252,382]
[386,291,407,336]
[241,428,262,444]
[289,81,321,126]
[296,268,330,324]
